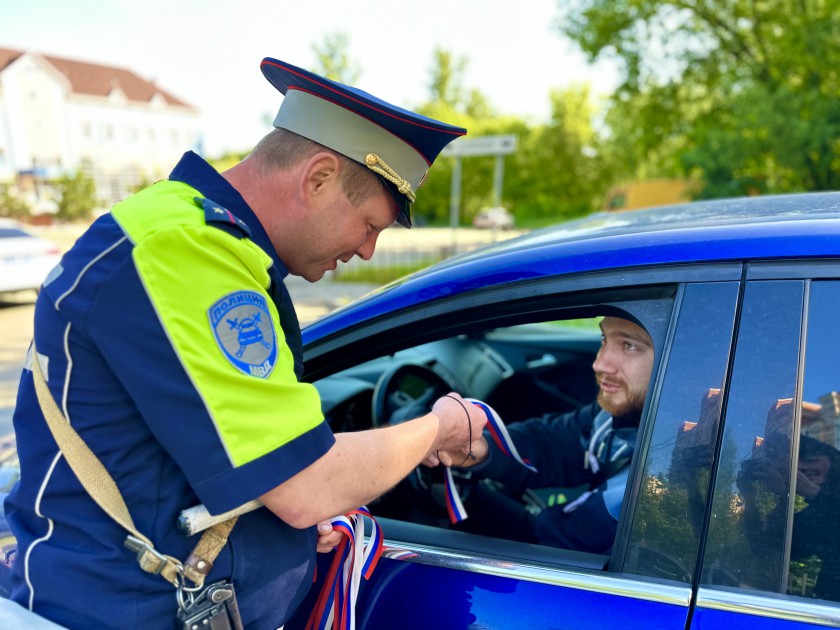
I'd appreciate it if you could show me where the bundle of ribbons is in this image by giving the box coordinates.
[444,399,537,524]
[178,398,537,630]
[305,506,383,630]
[306,399,529,628]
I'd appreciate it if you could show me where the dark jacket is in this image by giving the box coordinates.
[468,402,639,553]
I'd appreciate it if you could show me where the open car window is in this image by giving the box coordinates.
[311,296,673,570]
[308,278,750,585]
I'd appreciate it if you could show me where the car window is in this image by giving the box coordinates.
[622,282,739,583]
[701,280,804,593]
[790,280,840,602]
[317,297,673,566]
[0,228,32,239]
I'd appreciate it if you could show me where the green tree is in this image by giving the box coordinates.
[54,171,97,221]
[413,49,497,225]
[558,0,840,196]
[426,49,466,112]
[311,32,361,84]
[258,43,613,227]
[415,49,611,226]
[0,184,32,219]
[509,85,613,223]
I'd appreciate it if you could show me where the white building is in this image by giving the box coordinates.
[0,47,201,212]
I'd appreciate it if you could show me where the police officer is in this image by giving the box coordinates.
[5,57,485,628]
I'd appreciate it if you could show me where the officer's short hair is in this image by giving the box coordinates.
[251,128,386,208]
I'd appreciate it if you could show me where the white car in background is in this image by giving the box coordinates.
[473,206,515,229]
[0,219,61,295]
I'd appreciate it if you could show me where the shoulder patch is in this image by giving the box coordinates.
[208,290,277,378]
[196,196,252,239]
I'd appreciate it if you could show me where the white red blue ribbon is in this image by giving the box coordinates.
[444,467,469,523]
[444,399,538,524]
[305,506,383,630]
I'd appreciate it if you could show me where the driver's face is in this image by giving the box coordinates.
[592,317,654,418]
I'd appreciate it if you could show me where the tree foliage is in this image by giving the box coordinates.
[216,14,838,226]
[311,32,361,84]
[414,49,611,226]
[514,85,613,222]
[54,171,97,221]
[210,40,614,226]
[0,184,32,219]
[558,0,840,197]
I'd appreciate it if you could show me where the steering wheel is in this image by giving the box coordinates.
[371,363,454,427]
[371,363,478,517]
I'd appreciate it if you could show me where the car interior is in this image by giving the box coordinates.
[309,298,670,572]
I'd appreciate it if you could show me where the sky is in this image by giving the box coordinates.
[0,0,620,156]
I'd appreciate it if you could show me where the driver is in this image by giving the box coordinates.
[427,316,654,553]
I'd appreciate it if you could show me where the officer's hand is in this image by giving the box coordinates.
[316,520,343,553]
[423,436,489,468]
[430,393,487,459]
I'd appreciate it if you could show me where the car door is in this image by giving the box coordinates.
[691,268,840,629]
[287,269,742,630]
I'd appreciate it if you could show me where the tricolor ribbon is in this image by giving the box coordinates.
[443,399,538,524]
[305,506,384,630]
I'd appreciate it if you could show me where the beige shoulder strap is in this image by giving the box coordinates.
[30,346,235,588]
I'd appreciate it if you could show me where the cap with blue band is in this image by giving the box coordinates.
[261,57,467,227]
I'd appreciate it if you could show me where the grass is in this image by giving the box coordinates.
[552,318,603,330]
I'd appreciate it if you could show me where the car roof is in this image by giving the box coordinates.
[304,192,840,340]
[0,219,35,237]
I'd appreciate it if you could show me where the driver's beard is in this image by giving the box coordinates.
[597,383,646,419]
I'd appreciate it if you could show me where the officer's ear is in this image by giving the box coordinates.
[300,152,341,199]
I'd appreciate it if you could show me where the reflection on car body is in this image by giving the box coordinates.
[5,193,840,628]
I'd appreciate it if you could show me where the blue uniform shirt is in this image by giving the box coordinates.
[5,152,334,629]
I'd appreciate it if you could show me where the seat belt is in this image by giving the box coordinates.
[30,346,235,589]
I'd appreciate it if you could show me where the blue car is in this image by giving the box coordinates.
[4,193,840,628]
[285,192,840,629]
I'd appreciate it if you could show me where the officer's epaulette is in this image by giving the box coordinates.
[195,196,252,239]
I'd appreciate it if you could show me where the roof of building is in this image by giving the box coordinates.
[0,47,194,109]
